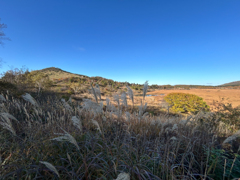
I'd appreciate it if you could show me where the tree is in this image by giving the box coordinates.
[1,67,30,90]
[28,72,53,95]
[164,93,210,114]
[0,18,10,68]
[0,18,10,45]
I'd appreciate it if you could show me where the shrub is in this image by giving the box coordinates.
[213,101,240,132]
[164,93,210,114]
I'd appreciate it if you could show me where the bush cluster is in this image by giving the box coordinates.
[164,93,210,114]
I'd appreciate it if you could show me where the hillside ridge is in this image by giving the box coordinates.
[34,67,88,78]
[220,81,240,87]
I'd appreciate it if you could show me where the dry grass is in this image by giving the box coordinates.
[149,89,240,109]
[0,88,240,179]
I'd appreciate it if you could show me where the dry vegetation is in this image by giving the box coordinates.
[1,84,240,179]
[1,67,240,179]
[149,89,240,109]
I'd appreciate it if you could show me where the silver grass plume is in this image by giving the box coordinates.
[67,97,72,104]
[125,112,131,122]
[156,118,162,126]
[180,115,192,125]
[1,153,11,166]
[143,80,149,101]
[71,116,82,132]
[0,94,6,102]
[170,136,178,141]
[15,102,21,112]
[170,136,178,146]
[91,84,98,103]
[33,108,39,116]
[113,108,122,119]
[126,86,134,105]
[160,121,169,135]
[47,112,52,121]
[142,112,149,119]
[95,84,101,100]
[106,98,111,111]
[222,130,240,145]
[63,101,73,112]
[138,102,148,119]
[92,119,102,134]
[82,99,103,115]
[0,103,8,113]
[82,99,98,110]
[115,172,130,180]
[171,124,178,132]
[121,92,128,107]
[22,93,39,107]
[114,94,120,107]
[0,113,18,136]
[52,129,80,150]
[67,153,72,166]
[39,161,60,178]
[1,112,18,121]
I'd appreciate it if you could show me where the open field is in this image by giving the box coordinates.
[148,89,240,109]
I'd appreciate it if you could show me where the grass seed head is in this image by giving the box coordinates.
[39,161,60,178]
[22,93,39,107]
[0,113,18,136]
[115,172,130,180]
[71,116,82,132]
[0,94,6,102]
[143,80,149,100]
[126,86,134,104]
[222,130,240,145]
[52,131,80,150]
[92,119,102,134]
[0,103,8,113]
[121,92,128,107]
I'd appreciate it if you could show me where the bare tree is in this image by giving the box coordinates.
[0,18,10,45]
[33,74,52,95]
[0,18,10,69]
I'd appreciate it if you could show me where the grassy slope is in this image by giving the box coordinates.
[31,67,88,80]
[220,81,240,87]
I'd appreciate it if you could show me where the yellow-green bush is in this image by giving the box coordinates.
[164,93,210,114]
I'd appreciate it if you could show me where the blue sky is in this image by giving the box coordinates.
[0,0,240,86]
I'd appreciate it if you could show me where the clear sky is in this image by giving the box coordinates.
[0,0,240,86]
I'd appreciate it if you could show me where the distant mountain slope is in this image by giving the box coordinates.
[34,67,117,84]
[220,81,240,86]
[33,67,88,80]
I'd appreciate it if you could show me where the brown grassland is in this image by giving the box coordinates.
[148,89,240,109]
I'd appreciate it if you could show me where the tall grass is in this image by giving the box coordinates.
[0,88,240,179]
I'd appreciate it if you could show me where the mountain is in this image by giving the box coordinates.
[33,67,88,79]
[219,81,240,86]
[35,67,119,85]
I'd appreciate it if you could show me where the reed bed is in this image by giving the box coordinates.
[0,87,240,180]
